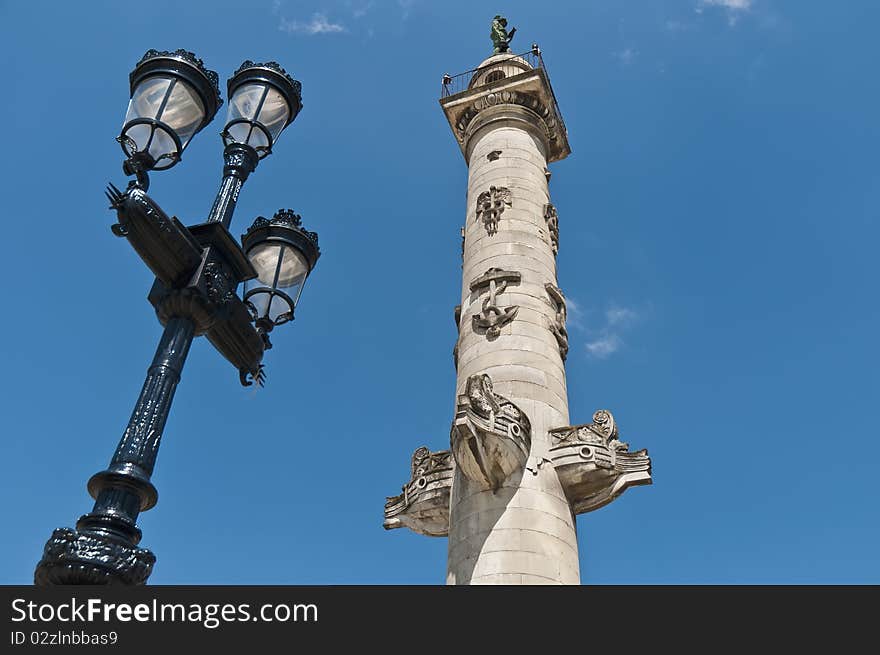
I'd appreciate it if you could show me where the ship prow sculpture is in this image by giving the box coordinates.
[549,410,652,514]
[451,373,531,490]
[384,447,453,536]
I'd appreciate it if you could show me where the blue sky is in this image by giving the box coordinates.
[1,0,877,584]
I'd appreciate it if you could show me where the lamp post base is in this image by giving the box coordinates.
[34,527,155,586]
[34,317,194,586]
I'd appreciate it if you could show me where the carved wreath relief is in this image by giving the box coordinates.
[454,91,561,147]
[470,268,520,339]
[545,283,569,361]
[544,203,559,255]
[476,186,512,236]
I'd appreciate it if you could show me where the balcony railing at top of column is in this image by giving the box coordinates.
[440,46,566,135]
[440,48,543,97]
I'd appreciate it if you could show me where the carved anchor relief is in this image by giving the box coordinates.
[544,203,559,255]
[545,283,569,361]
[470,268,521,339]
[476,186,512,236]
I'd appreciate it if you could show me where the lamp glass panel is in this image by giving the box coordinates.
[247,242,283,284]
[121,123,152,155]
[246,289,271,320]
[243,289,295,323]
[122,76,173,155]
[255,86,290,142]
[144,128,177,166]
[228,83,264,120]
[224,121,249,144]
[247,242,309,289]
[226,81,290,149]
[274,246,309,291]
[122,74,205,162]
[226,83,266,147]
[124,76,172,126]
[245,241,310,322]
[268,292,292,322]
[159,79,205,148]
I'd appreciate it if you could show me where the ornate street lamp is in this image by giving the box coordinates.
[222,61,302,158]
[242,209,320,340]
[34,49,317,586]
[119,49,223,183]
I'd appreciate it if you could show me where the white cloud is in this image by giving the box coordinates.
[565,296,585,330]
[703,0,752,8]
[353,4,371,18]
[347,0,374,18]
[581,304,641,359]
[606,306,638,327]
[398,0,416,20]
[280,12,347,35]
[697,0,754,25]
[586,335,622,359]
[613,48,639,66]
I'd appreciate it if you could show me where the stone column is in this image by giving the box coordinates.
[445,57,578,585]
[383,39,651,586]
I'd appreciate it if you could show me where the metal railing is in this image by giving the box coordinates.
[440,45,566,137]
[441,46,545,97]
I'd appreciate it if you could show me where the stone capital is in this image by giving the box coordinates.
[440,66,570,164]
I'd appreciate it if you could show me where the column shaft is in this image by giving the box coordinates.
[447,117,580,585]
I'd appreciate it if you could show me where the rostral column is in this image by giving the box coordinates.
[383,17,652,584]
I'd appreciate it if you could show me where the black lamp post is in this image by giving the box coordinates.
[34,49,319,586]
